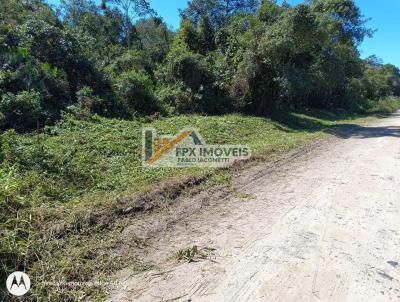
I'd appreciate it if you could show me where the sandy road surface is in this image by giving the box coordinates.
[106,113,400,302]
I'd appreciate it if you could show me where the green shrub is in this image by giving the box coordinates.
[373,96,400,114]
[344,98,375,113]
[0,90,42,131]
[114,70,160,115]
[74,86,110,118]
[156,82,198,113]
[0,111,5,130]
[0,129,19,166]
[105,49,150,76]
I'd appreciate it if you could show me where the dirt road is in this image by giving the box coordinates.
[106,113,400,302]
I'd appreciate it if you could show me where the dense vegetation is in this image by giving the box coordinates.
[1,0,400,300]
[1,0,400,132]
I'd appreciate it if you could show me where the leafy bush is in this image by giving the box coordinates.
[114,70,159,115]
[0,129,20,166]
[105,49,150,76]
[75,85,113,118]
[163,47,211,94]
[0,90,42,130]
[344,98,375,113]
[156,82,198,113]
[372,96,400,114]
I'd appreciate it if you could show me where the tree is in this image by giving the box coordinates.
[361,60,400,100]
[180,0,259,28]
[311,0,373,45]
[197,16,215,53]
[109,0,154,47]
[135,17,173,63]
[61,0,125,51]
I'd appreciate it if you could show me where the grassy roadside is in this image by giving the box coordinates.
[1,104,398,300]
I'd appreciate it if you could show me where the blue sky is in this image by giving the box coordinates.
[46,0,400,67]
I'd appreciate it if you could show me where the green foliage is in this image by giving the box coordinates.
[180,0,259,27]
[0,128,19,166]
[360,59,400,100]
[176,245,199,262]
[156,21,208,112]
[197,16,215,53]
[66,86,107,119]
[311,0,373,44]
[155,82,196,113]
[1,0,399,130]
[114,69,158,114]
[135,17,173,63]
[110,0,155,47]
[105,49,150,75]
[372,96,400,114]
[0,90,42,130]
[232,0,371,112]
[62,0,124,49]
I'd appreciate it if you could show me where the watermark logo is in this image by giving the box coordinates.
[6,271,31,296]
[142,128,251,167]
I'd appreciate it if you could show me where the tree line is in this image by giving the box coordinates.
[1,0,400,131]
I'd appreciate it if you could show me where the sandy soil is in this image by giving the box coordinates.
[105,113,400,302]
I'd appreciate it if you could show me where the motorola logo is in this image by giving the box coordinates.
[6,271,31,296]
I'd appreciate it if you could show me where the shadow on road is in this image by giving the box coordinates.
[331,125,400,139]
[269,110,400,140]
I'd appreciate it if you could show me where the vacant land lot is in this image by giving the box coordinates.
[107,113,400,302]
[0,110,391,300]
